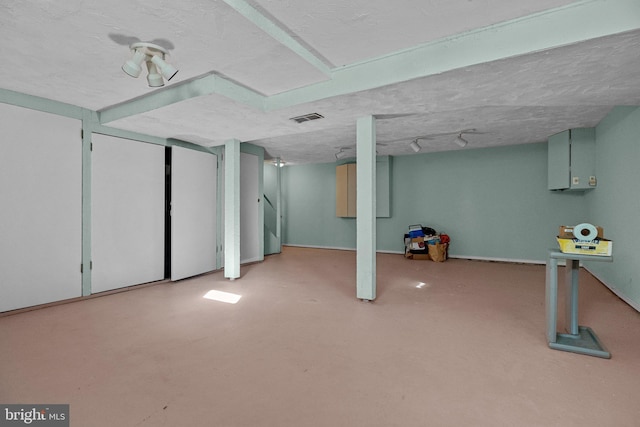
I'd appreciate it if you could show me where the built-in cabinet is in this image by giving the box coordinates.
[336,163,357,217]
[548,128,596,191]
[335,156,392,218]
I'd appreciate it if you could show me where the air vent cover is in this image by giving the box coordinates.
[290,113,324,123]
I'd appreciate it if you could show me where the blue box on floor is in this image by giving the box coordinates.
[409,230,424,238]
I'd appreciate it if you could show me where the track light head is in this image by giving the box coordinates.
[409,139,421,152]
[146,61,164,87]
[454,134,468,148]
[150,55,178,81]
[122,50,146,78]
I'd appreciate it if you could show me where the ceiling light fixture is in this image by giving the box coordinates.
[335,146,355,160]
[454,134,469,148]
[122,42,178,87]
[409,139,421,152]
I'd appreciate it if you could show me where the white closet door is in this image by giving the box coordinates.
[171,147,217,281]
[91,134,165,293]
[240,152,260,263]
[0,104,82,312]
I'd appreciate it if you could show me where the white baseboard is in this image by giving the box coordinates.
[282,245,545,264]
[447,254,546,265]
[283,244,406,255]
[283,244,356,251]
[583,266,640,313]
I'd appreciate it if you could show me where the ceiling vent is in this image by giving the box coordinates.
[290,113,324,124]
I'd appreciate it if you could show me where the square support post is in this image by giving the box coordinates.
[81,109,97,296]
[356,116,376,301]
[275,157,282,251]
[224,139,241,279]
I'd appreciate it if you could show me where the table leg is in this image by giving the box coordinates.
[565,259,580,335]
[546,256,558,343]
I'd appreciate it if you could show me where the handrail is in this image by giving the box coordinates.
[264,194,275,209]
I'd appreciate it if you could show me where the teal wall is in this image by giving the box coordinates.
[283,163,357,249]
[586,106,640,310]
[282,142,588,262]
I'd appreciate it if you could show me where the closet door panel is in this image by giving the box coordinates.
[0,104,81,312]
[92,135,165,293]
[171,147,217,281]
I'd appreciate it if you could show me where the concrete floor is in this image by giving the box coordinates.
[1,246,639,426]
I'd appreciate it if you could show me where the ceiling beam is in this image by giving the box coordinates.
[91,124,169,146]
[222,0,333,75]
[0,88,84,119]
[98,72,266,124]
[265,0,640,111]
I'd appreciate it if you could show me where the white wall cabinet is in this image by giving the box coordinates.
[548,128,596,191]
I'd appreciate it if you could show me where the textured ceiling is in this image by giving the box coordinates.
[248,0,578,66]
[1,0,639,164]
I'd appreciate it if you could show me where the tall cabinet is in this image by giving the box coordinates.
[335,156,392,218]
[336,163,357,217]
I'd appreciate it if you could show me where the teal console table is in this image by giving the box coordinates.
[545,249,613,358]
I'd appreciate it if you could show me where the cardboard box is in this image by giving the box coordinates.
[405,251,430,260]
[410,237,426,250]
[559,225,603,239]
[556,237,612,256]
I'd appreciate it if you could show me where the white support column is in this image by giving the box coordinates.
[276,157,282,251]
[356,116,376,301]
[211,146,225,270]
[81,109,95,296]
[224,139,241,279]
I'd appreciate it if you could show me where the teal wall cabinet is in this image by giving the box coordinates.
[548,128,596,191]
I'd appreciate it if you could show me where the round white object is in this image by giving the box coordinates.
[574,223,598,241]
